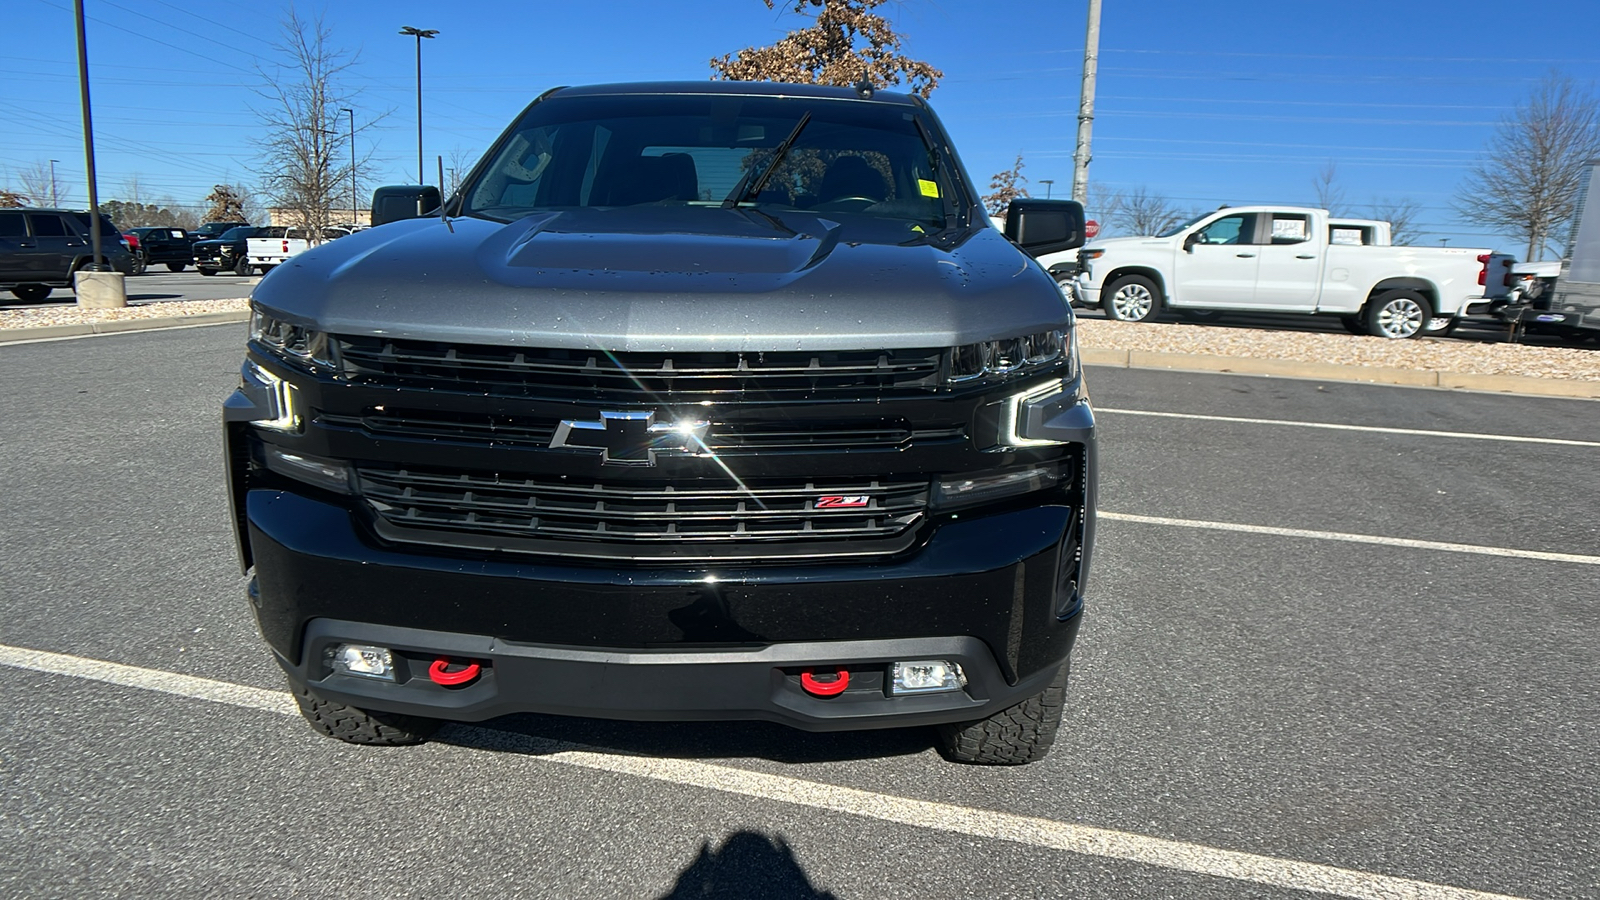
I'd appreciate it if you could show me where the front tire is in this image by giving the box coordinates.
[166,262,187,272]
[936,663,1068,765]
[1364,289,1431,339]
[1103,274,1163,322]
[289,681,440,746]
[198,267,217,277]
[9,284,52,303]
[234,255,253,277]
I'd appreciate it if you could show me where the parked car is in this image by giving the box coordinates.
[225,80,1094,765]
[0,207,136,302]
[192,221,251,242]
[1074,205,1507,338]
[119,229,148,275]
[127,226,195,271]
[195,226,270,276]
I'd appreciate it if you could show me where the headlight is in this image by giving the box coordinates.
[250,306,336,370]
[948,329,1072,385]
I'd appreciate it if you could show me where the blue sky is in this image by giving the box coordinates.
[6,0,1599,251]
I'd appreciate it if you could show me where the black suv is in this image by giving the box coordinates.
[128,226,195,271]
[225,82,1095,764]
[1,208,136,302]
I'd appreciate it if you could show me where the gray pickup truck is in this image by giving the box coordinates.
[224,81,1096,764]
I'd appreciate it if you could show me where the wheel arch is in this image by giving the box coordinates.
[1100,266,1167,301]
[1364,277,1438,311]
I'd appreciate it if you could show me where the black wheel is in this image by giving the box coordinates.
[198,267,217,277]
[1339,315,1366,335]
[9,284,52,303]
[1103,274,1163,322]
[234,255,252,277]
[1363,289,1432,339]
[166,262,186,272]
[131,252,147,276]
[935,663,1068,765]
[290,681,440,746]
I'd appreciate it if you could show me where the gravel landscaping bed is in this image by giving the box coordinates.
[0,298,250,329]
[1075,318,1599,382]
[3,297,1596,383]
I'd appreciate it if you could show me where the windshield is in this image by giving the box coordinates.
[466,93,955,230]
[1156,213,1209,238]
[219,227,256,240]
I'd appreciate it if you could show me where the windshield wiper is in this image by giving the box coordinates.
[722,111,812,209]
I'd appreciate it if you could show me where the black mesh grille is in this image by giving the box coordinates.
[335,336,945,401]
[354,467,928,554]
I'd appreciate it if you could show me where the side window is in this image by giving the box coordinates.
[27,214,70,237]
[1270,214,1311,244]
[0,212,25,237]
[1195,214,1255,246]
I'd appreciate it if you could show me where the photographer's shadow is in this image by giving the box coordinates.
[658,831,839,900]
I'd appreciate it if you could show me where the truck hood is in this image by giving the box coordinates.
[249,207,1071,352]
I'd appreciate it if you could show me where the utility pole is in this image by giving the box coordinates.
[73,0,124,307]
[399,26,438,186]
[1071,0,1102,205]
[342,107,356,225]
[49,160,60,206]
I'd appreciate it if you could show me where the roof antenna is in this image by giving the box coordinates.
[854,77,874,100]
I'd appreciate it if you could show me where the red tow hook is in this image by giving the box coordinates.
[428,657,482,687]
[799,668,850,697]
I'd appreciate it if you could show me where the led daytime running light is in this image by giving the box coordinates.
[950,329,1069,384]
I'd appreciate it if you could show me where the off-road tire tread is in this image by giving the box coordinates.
[290,682,439,746]
[935,664,1068,765]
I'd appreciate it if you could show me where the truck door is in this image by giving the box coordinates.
[1172,212,1259,307]
[0,211,40,281]
[24,213,75,280]
[1251,211,1321,310]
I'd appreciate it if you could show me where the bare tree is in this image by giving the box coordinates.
[711,0,943,97]
[983,154,1029,216]
[1367,197,1422,246]
[1456,72,1600,260]
[256,10,378,239]
[0,189,25,208]
[1116,186,1188,235]
[1312,160,1346,215]
[16,161,64,207]
[443,146,477,199]
[1084,182,1121,236]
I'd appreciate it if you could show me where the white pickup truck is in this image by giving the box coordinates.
[1073,206,1507,338]
[246,226,350,275]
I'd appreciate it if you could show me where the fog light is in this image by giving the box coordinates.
[328,644,394,681]
[891,660,966,695]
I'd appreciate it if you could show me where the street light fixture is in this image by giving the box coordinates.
[1039,178,1055,200]
[399,26,438,186]
[341,107,356,225]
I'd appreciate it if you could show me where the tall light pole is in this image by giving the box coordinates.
[342,107,356,224]
[399,26,438,185]
[73,0,105,270]
[1072,0,1102,204]
[1039,178,1055,199]
[49,160,60,206]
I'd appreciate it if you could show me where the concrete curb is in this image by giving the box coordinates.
[0,310,249,343]
[1,313,1594,399]
[1080,347,1600,400]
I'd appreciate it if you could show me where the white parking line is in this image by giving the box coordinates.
[1101,511,1600,565]
[0,643,1529,900]
[1097,408,1600,448]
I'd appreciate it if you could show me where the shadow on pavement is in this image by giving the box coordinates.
[437,711,935,764]
[656,832,840,900]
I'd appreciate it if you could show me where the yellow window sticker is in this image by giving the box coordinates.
[918,179,940,198]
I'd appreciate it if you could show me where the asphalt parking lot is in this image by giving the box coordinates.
[1,324,1595,899]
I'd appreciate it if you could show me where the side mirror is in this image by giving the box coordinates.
[370,185,443,226]
[1183,231,1202,253]
[1003,199,1085,257]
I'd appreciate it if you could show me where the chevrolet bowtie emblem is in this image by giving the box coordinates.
[549,411,709,466]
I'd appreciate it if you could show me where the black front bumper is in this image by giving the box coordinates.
[244,483,1084,730]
